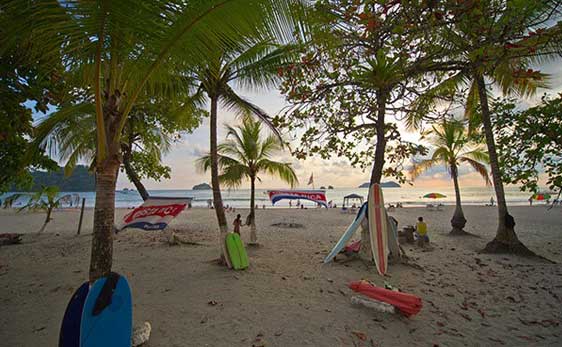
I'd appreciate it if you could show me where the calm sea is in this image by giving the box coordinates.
[1,186,544,209]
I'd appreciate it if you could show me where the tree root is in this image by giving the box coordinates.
[448,229,480,237]
[482,238,556,264]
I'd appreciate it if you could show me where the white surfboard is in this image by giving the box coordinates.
[368,183,389,275]
[324,204,367,263]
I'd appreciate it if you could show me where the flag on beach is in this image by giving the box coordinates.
[307,173,314,186]
[267,190,327,207]
[118,197,192,231]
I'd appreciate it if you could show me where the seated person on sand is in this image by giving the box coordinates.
[415,216,429,247]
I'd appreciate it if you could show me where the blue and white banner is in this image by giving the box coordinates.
[118,197,192,231]
[267,190,328,207]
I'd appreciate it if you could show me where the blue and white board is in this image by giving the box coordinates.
[324,203,368,263]
[80,274,132,347]
[59,282,89,347]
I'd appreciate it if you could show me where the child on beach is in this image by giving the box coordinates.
[233,214,242,235]
[415,216,429,247]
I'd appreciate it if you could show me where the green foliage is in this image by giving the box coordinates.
[493,94,562,193]
[8,165,95,192]
[274,0,444,182]
[0,8,61,193]
[197,116,298,188]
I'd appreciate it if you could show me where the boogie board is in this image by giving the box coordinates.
[59,282,89,347]
[349,280,422,317]
[368,183,389,275]
[387,216,401,259]
[324,203,367,263]
[225,233,249,270]
[80,273,132,347]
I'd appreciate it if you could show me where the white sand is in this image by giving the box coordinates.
[1,205,561,346]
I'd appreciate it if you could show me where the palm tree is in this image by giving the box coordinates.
[197,116,298,244]
[5,0,303,280]
[410,119,490,235]
[192,39,295,260]
[32,98,202,201]
[4,186,65,233]
[407,1,562,254]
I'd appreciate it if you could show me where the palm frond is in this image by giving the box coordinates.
[256,159,298,187]
[459,157,491,186]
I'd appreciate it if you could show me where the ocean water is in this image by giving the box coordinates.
[1,186,545,209]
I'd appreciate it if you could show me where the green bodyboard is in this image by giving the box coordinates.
[225,233,249,270]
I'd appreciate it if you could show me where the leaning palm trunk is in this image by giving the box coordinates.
[249,175,257,244]
[209,96,229,262]
[450,164,467,235]
[475,75,534,255]
[38,207,53,233]
[359,94,387,262]
[122,147,149,201]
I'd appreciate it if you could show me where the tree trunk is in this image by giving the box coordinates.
[89,159,120,282]
[249,174,257,244]
[38,207,53,233]
[475,74,534,255]
[122,147,149,201]
[360,92,387,262]
[209,96,230,265]
[450,164,467,235]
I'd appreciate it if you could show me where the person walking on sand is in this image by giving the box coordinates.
[233,214,242,235]
[415,216,429,248]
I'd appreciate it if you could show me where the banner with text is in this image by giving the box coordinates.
[118,197,192,231]
[267,190,327,207]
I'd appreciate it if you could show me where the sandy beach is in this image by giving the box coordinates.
[1,205,561,346]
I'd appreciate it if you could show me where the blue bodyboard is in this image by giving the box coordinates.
[80,274,132,347]
[324,203,368,263]
[59,282,89,347]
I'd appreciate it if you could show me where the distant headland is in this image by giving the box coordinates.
[358,181,400,188]
[192,183,212,190]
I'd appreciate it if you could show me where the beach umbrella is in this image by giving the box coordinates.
[531,193,551,200]
[423,193,446,199]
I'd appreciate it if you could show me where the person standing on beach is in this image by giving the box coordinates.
[415,217,429,248]
[233,214,242,235]
[490,197,494,206]
[529,197,533,206]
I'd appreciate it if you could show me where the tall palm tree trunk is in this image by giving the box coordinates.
[360,93,387,262]
[450,163,467,235]
[123,147,149,201]
[209,96,229,263]
[249,175,257,244]
[475,75,533,255]
[89,159,119,282]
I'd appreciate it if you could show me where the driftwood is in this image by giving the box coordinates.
[0,233,22,246]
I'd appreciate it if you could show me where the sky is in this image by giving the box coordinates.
[30,62,561,191]
[114,59,562,190]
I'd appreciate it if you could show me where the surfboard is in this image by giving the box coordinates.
[368,183,388,275]
[59,282,89,347]
[80,273,132,347]
[387,216,401,259]
[324,203,367,263]
[225,233,249,270]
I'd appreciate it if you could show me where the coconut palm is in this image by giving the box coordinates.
[410,119,490,235]
[407,1,562,254]
[192,39,297,260]
[4,0,303,280]
[32,98,203,201]
[197,116,298,244]
[4,186,65,233]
